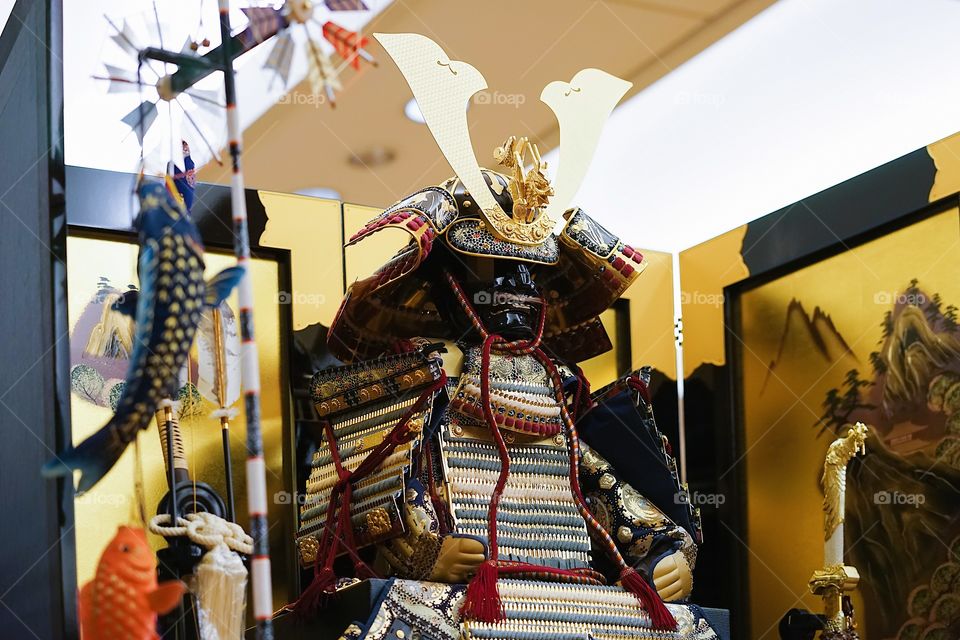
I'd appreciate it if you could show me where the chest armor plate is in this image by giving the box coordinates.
[439,347,592,570]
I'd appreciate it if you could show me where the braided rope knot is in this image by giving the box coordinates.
[149,512,254,554]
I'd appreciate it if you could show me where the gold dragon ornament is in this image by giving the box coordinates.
[493,136,555,225]
[810,422,869,639]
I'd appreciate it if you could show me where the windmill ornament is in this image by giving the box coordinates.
[98,12,227,174]
[254,1,376,107]
[102,0,377,148]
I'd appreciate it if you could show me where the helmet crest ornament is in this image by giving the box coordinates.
[374,32,631,245]
[493,135,554,226]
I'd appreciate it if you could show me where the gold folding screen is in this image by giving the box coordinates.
[736,207,960,639]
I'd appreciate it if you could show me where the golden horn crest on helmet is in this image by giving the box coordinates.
[541,69,632,233]
[374,32,630,245]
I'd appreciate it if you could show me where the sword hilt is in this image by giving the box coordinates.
[156,405,190,484]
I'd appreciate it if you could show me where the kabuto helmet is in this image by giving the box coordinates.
[327,33,645,363]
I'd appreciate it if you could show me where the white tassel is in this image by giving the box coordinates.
[195,544,247,640]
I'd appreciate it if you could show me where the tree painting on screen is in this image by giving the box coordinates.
[817,279,960,640]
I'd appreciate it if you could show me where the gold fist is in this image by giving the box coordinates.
[652,550,693,602]
[429,536,486,583]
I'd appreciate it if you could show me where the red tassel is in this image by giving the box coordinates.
[292,566,337,619]
[620,567,677,631]
[460,560,504,623]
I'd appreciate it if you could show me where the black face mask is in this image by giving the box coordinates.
[469,262,544,341]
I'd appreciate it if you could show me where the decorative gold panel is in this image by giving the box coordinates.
[679,225,748,378]
[259,191,344,330]
[578,306,622,388]
[580,247,676,387]
[623,248,677,380]
[343,202,407,286]
[927,130,960,202]
[737,207,960,638]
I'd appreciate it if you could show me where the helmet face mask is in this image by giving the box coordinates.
[467,261,543,342]
[434,254,544,343]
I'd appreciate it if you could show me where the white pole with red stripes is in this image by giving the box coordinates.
[217,2,274,637]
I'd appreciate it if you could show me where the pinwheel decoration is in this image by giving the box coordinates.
[97,6,227,173]
[256,1,377,107]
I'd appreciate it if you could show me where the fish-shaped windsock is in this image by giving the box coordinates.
[78,526,186,640]
[43,180,244,493]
